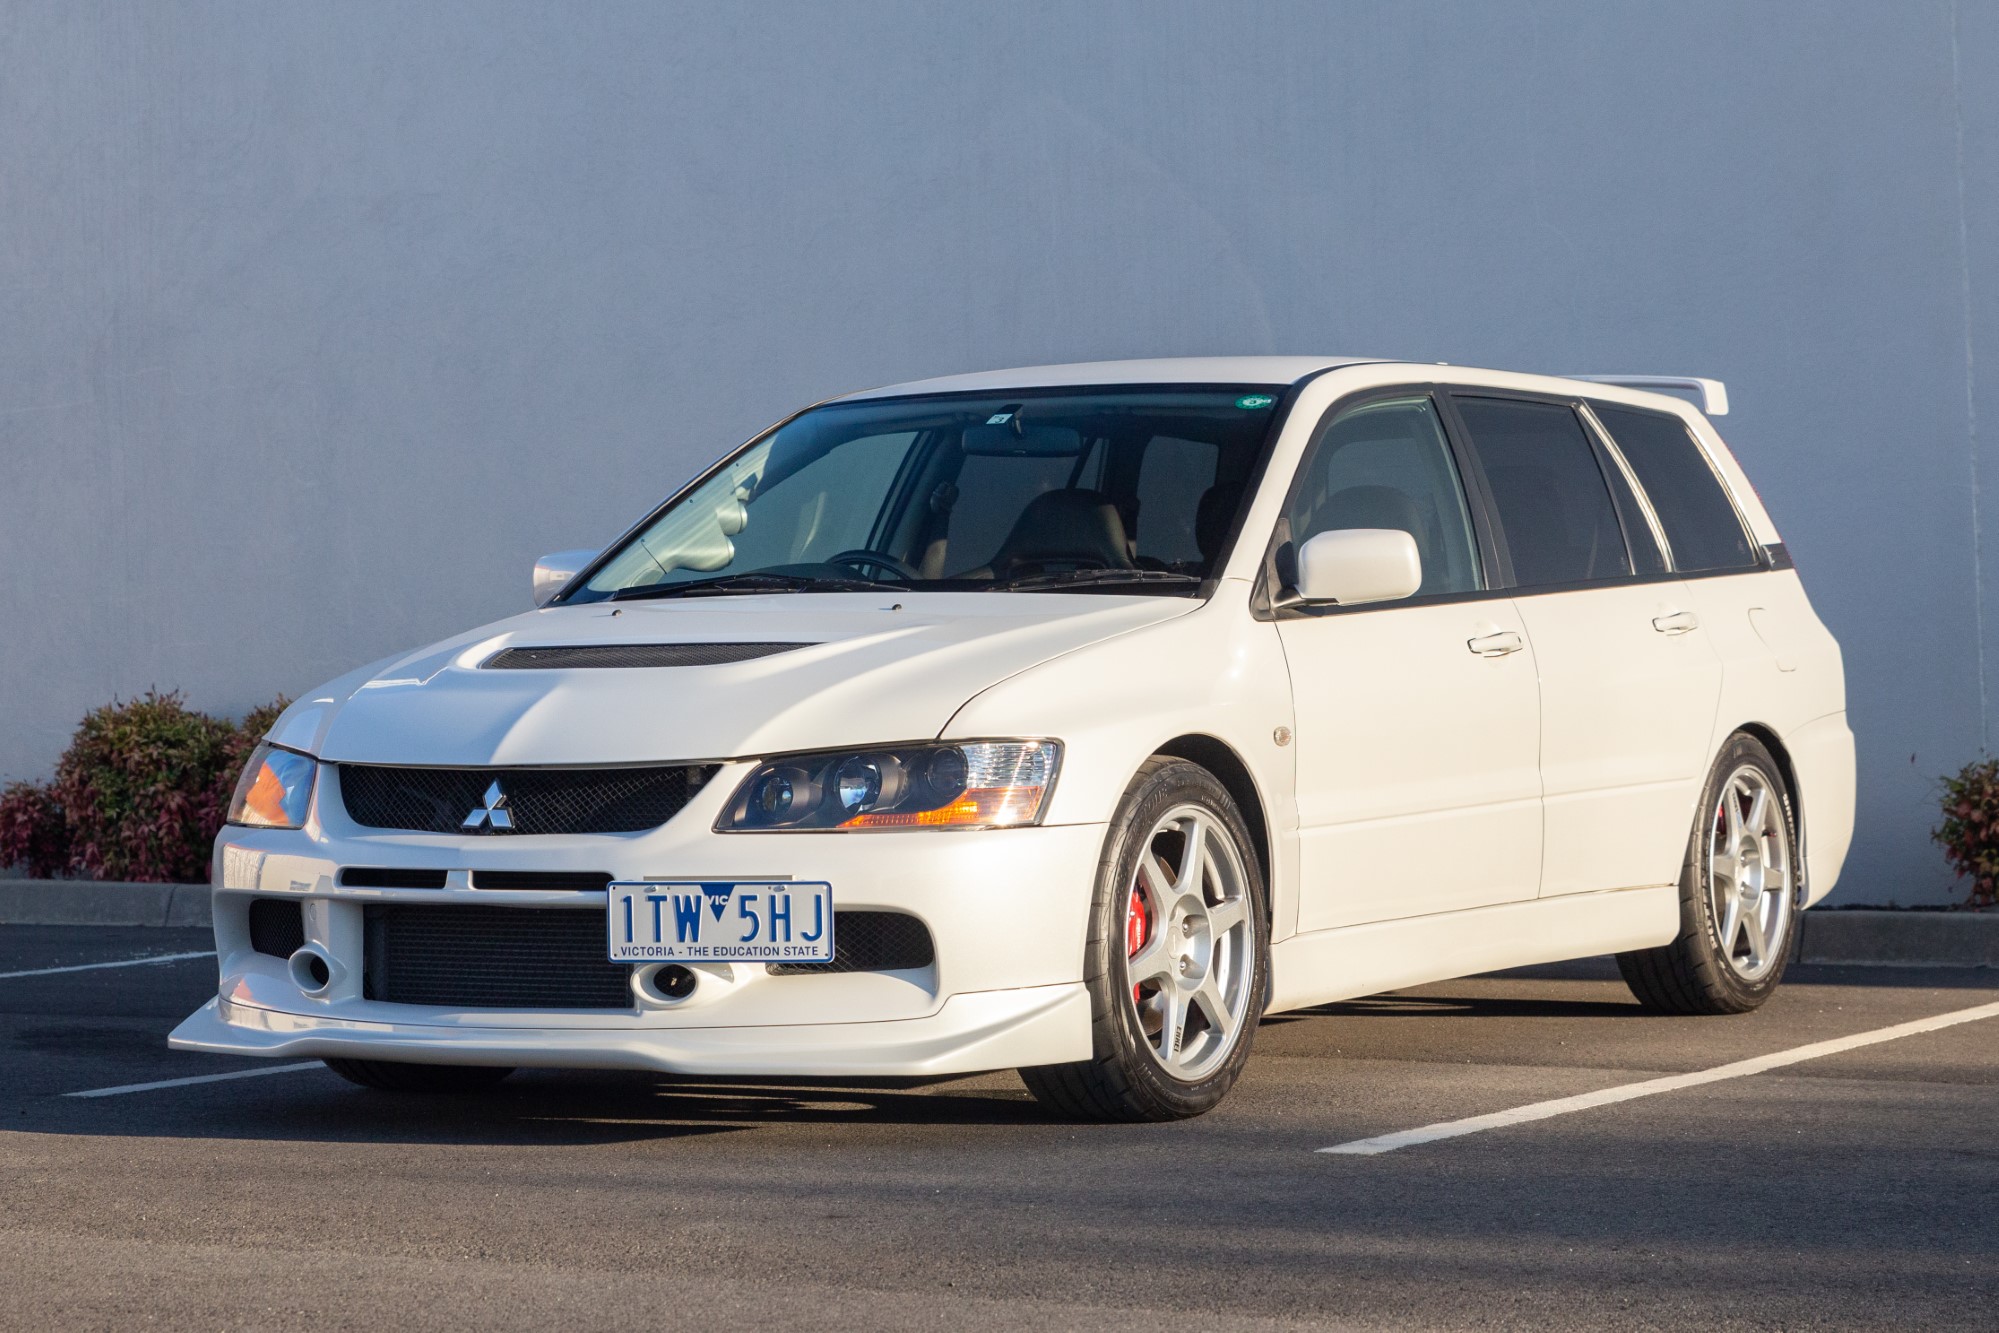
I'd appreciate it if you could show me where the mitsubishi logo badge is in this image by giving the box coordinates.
[461,780,515,832]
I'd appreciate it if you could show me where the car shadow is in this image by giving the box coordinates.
[1256,957,1999,1027]
[1279,992,1647,1021]
[24,1067,1054,1147]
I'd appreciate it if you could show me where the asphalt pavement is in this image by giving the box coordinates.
[1,924,1994,1330]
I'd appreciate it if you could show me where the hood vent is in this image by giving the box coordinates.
[482,642,811,670]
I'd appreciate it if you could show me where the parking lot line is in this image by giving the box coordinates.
[1318,997,1999,1156]
[64,1062,324,1099]
[0,950,214,981]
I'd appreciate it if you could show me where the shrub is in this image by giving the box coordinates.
[0,781,67,878]
[0,692,290,883]
[1936,757,1999,910]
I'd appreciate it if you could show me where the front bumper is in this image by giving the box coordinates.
[173,771,1104,1076]
[169,983,1090,1077]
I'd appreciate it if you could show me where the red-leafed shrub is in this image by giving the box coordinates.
[0,692,290,883]
[1936,758,1999,909]
[0,781,67,878]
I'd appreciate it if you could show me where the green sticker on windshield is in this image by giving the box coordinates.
[1235,394,1274,409]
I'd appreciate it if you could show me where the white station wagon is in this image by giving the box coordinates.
[173,358,1854,1121]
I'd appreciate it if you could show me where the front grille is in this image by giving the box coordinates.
[334,869,613,890]
[341,867,449,889]
[767,911,935,976]
[363,905,632,1009]
[482,643,810,669]
[337,764,713,835]
[470,870,613,892]
[248,898,306,958]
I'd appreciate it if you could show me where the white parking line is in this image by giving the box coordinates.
[0,950,213,980]
[1319,998,1999,1156]
[64,1062,324,1099]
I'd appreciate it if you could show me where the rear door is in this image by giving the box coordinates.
[1448,392,1724,897]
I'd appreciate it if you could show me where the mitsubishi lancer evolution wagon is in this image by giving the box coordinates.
[172,357,1854,1121]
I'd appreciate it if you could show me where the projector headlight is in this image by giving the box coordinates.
[717,740,1059,832]
[226,743,318,829]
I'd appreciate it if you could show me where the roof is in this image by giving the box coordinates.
[836,356,1381,400]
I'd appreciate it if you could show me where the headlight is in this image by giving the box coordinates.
[226,743,317,829]
[717,740,1059,831]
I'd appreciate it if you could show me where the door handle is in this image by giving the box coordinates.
[1652,611,1699,635]
[1467,630,1524,657]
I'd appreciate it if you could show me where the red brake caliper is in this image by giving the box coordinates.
[1126,885,1152,1005]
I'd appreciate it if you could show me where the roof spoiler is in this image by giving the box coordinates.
[1565,375,1729,417]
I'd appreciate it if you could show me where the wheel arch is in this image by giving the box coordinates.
[1150,733,1273,901]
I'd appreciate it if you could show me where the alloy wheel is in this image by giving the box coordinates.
[1706,765,1795,982]
[1122,803,1255,1081]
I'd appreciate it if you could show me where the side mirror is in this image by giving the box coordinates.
[1293,529,1421,606]
[533,549,598,607]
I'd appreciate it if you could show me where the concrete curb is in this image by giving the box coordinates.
[1797,908,1998,967]
[0,878,212,929]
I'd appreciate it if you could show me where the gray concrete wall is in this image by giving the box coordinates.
[2,0,1991,903]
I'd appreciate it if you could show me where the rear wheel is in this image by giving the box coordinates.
[1020,758,1268,1122]
[323,1058,515,1093]
[1617,733,1799,1014]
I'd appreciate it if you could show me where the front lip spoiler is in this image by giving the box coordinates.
[167,983,1091,1078]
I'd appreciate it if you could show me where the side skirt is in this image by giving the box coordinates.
[1266,885,1678,1013]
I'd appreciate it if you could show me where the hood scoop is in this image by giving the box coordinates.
[482,642,813,670]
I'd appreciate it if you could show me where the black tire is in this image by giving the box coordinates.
[322,1058,516,1093]
[1019,757,1269,1122]
[1617,732,1800,1015]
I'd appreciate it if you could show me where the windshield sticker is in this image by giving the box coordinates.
[1235,394,1275,410]
[986,412,1013,425]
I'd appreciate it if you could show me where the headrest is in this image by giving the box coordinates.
[990,488,1134,575]
[1194,485,1235,563]
[1320,485,1425,537]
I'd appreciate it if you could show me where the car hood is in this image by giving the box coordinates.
[276,593,1197,766]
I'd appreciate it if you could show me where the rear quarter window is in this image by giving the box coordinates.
[1593,405,1759,573]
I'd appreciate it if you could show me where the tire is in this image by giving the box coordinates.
[322,1058,516,1093]
[1617,732,1800,1015]
[1020,757,1269,1122]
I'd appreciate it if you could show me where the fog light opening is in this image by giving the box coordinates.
[641,964,699,1003]
[288,945,334,995]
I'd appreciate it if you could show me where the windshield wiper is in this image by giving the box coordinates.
[611,572,900,601]
[995,568,1204,592]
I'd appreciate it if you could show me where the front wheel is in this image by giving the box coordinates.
[1617,732,1800,1014]
[1020,757,1268,1122]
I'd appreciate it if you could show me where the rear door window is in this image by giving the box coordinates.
[1453,397,1633,588]
[1592,405,1759,573]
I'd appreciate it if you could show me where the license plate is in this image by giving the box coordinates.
[607,881,835,964]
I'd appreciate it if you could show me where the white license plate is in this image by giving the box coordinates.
[607,881,834,964]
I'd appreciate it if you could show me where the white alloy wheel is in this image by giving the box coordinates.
[1617,732,1800,1015]
[1019,756,1268,1122]
[1122,803,1256,1081]
[1706,765,1795,983]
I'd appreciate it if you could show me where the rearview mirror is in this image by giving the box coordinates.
[1293,529,1421,606]
[960,422,1083,457]
[533,549,598,607]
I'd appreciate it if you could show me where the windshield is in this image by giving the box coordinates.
[568,387,1286,602]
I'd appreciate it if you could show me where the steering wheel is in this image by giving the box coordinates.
[826,548,920,582]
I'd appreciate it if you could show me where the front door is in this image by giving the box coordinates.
[1275,393,1544,933]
